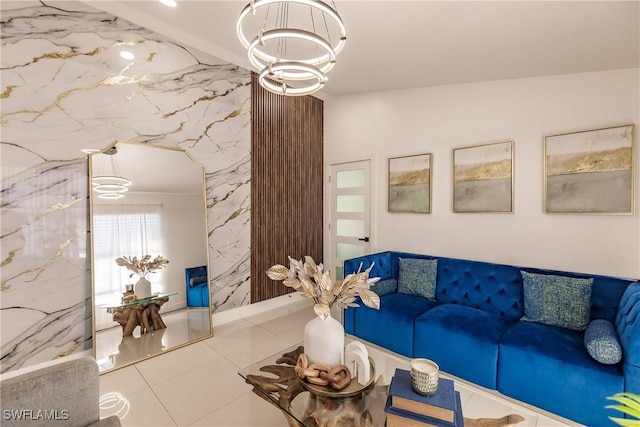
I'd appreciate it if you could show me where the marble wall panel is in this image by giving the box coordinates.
[0,1,251,373]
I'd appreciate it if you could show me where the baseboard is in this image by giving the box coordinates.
[212,293,313,326]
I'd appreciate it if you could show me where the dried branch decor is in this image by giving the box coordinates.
[115,255,169,279]
[266,256,381,319]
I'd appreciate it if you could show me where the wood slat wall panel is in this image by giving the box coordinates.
[251,73,324,303]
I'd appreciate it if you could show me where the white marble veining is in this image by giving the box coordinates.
[0,1,250,373]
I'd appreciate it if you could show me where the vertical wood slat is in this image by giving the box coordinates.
[251,73,324,303]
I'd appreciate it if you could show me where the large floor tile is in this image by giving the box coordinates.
[204,323,277,356]
[210,318,255,338]
[253,311,307,335]
[221,335,295,369]
[151,357,252,426]
[135,341,223,386]
[102,388,177,427]
[462,389,538,426]
[277,321,306,344]
[536,413,575,427]
[189,391,287,426]
[99,365,149,397]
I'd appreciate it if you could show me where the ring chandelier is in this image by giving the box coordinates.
[92,147,132,200]
[237,0,346,96]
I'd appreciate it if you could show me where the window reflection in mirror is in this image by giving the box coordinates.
[89,141,212,373]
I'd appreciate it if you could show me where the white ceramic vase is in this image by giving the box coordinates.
[135,277,151,299]
[304,315,345,367]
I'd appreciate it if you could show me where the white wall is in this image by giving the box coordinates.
[121,192,208,312]
[324,69,640,279]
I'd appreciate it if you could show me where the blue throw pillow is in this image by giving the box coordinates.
[373,278,398,296]
[398,258,437,300]
[521,271,593,331]
[189,276,207,287]
[584,319,622,364]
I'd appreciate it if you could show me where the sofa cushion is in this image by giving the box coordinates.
[353,293,436,357]
[584,319,622,365]
[521,271,593,331]
[414,304,512,389]
[398,258,437,300]
[371,278,397,296]
[498,321,623,426]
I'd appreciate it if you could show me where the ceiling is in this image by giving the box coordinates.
[91,143,204,195]
[90,1,639,96]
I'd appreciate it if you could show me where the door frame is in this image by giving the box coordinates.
[325,158,373,281]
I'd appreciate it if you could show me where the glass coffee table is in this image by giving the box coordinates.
[239,339,545,427]
[100,292,178,336]
[238,342,391,427]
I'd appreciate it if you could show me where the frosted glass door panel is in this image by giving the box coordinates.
[336,195,365,213]
[336,219,365,238]
[336,243,365,261]
[330,160,370,284]
[336,169,365,188]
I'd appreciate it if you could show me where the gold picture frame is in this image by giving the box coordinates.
[388,153,432,213]
[544,124,635,214]
[453,141,514,213]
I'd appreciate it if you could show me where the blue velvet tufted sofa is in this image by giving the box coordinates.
[343,251,640,426]
[185,265,210,307]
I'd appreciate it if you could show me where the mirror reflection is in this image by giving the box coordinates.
[90,141,212,373]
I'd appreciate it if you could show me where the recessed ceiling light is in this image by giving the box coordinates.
[159,0,177,7]
[119,50,135,60]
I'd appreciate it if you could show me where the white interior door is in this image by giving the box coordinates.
[330,160,371,280]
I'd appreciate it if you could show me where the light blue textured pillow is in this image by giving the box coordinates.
[584,319,622,364]
[373,278,398,296]
[398,258,437,300]
[521,271,593,331]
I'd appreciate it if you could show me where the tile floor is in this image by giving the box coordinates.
[96,307,212,372]
[99,302,582,426]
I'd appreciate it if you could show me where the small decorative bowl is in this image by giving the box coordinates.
[410,358,439,396]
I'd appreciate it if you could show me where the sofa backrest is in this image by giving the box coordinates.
[520,266,633,324]
[435,257,524,321]
[343,251,396,280]
[343,251,635,324]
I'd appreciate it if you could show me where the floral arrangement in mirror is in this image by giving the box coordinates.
[266,256,381,319]
[115,255,169,279]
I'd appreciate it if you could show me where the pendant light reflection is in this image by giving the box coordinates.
[119,50,135,60]
[92,147,132,200]
[237,0,346,96]
[159,0,177,7]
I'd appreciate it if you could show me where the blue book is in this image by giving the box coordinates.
[385,391,463,427]
[388,368,457,423]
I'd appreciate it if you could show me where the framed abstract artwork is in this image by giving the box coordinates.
[388,153,432,213]
[453,141,514,213]
[544,124,634,214]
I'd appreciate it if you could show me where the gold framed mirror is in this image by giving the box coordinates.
[89,141,212,373]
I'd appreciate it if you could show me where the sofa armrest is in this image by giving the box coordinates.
[0,356,101,427]
[615,281,640,393]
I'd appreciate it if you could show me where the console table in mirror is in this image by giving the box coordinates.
[89,141,212,373]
